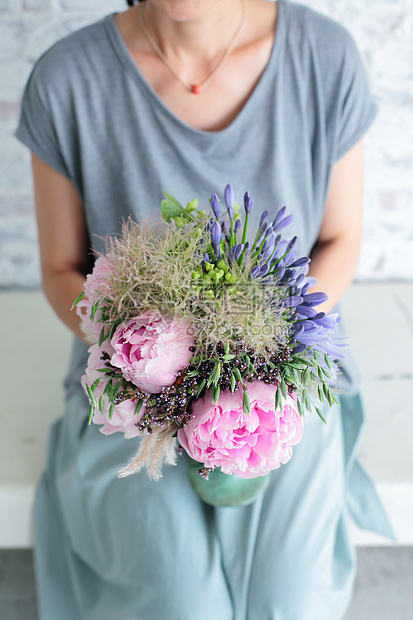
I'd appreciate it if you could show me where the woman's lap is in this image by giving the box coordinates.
[34,391,355,620]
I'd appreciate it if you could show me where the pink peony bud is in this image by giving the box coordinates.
[110,312,196,394]
[82,340,145,438]
[76,255,110,343]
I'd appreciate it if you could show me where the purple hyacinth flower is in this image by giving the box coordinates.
[311,312,326,322]
[272,206,287,229]
[256,223,267,247]
[262,241,276,259]
[250,265,260,278]
[282,295,303,307]
[265,225,274,238]
[210,220,221,257]
[286,236,298,253]
[301,292,328,307]
[292,343,307,354]
[244,241,251,254]
[234,244,244,261]
[275,214,294,231]
[291,324,305,334]
[302,276,318,287]
[244,191,253,214]
[321,340,347,359]
[224,184,235,220]
[312,314,339,329]
[259,210,268,228]
[211,193,220,220]
[259,263,269,277]
[289,257,310,268]
[234,218,242,234]
[296,305,318,318]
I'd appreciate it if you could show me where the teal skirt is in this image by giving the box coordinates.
[33,386,393,620]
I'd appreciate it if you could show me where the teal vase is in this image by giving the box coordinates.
[188,459,271,507]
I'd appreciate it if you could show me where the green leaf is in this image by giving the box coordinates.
[90,301,99,322]
[98,326,106,347]
[86,384,97,408]
[244,355,253,370]
[297,399,304,418]
[280,379,287,399]
[222,354,236,362]
[134,399,144,416]
[290,356,308,366]
[243,390,251,415]
[275,386,282,411]
[315,406,327,424]
[186,370,200,378]
[233,367,242,382]
[161,192,186,222]
[88,403,94,424]
[230,373,236,393]
[99,396,105,414]
[304,396,312,413]
[108,402,114,420]
[207,361,221,388]
[196,378,206,398]
[212,384,220,403]
[320,365,332,380]
[301,367,310,385]
[108,321,121,341]
[324,353,333,370]
[91,378,100,392]
[310,371,318,383]
[71,291,85,311]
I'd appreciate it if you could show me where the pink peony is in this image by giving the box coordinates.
[178,380,304,478]
[110,312,195,393]
[76,255,110,343]
[82,340,145,439]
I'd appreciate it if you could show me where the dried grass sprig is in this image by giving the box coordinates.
[95,219,291,358]
[117,424,179,481]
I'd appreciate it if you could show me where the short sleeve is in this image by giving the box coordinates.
[334,33,378,161]
[15,58,71,179]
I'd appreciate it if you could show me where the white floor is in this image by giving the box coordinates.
[1,282,413,547]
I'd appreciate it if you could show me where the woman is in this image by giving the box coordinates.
[16,0,392,618]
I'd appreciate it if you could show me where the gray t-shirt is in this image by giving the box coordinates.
[15,0,377,396]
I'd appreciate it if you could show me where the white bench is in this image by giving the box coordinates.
[1,284,412,548]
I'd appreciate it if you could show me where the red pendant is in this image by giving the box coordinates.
[192,84,202,95]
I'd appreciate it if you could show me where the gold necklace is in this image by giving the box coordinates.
[139,0,247,95]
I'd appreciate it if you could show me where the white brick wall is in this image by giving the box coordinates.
[1,0,412,287]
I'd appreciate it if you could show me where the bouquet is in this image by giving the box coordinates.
[73,186,344,490]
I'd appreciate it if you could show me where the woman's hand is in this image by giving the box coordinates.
[31,154,92,342]
[308,139,364,313]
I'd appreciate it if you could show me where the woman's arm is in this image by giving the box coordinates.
[31,154,91,341]
[308,139,364,313]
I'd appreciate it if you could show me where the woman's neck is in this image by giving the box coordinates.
[140,0,247,63]
[115,0,278,131]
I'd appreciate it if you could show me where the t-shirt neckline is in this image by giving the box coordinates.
[104,0,288,138]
